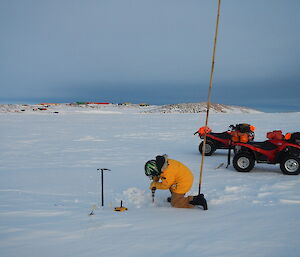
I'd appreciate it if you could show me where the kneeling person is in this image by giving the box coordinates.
[145,155,207,210]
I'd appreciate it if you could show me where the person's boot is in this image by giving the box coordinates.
[189,194,208,210]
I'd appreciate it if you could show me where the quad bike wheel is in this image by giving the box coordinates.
[233,152,255,172]
[280,155,300,175]
[199,140,216,156]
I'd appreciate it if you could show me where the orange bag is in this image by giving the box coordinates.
[250,125,256,132]
[231,131,250,143]
[239,133,250,143]
[266,130,283,140]
[197,126,212,135]
[285,133,292,140]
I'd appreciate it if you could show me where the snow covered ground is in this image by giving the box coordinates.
[0,108,299,257]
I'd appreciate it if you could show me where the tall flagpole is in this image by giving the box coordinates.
[198,0,222,195]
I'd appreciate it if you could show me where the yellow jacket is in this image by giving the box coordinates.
[151,159,194,194]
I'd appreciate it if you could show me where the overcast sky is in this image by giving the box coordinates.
[0,0,299,111]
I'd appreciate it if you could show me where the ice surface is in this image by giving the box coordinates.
[0,107,299,257]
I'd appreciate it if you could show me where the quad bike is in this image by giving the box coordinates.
[232,131,300,175]
[194,123,255,156]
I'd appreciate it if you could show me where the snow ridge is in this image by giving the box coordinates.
[0,102,262,114]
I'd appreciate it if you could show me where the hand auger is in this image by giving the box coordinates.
[151,187,156,203]
[97,168,111,207]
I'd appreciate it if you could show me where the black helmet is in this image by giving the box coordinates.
[144,160,160,177]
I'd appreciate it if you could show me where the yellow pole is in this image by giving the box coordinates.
[198,0,222,195]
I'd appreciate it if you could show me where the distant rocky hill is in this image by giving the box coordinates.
[0,102,262,114]
[144,103,262,114]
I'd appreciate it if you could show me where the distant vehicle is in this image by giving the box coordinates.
[232,131,300,175]
[194,124,255,156]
